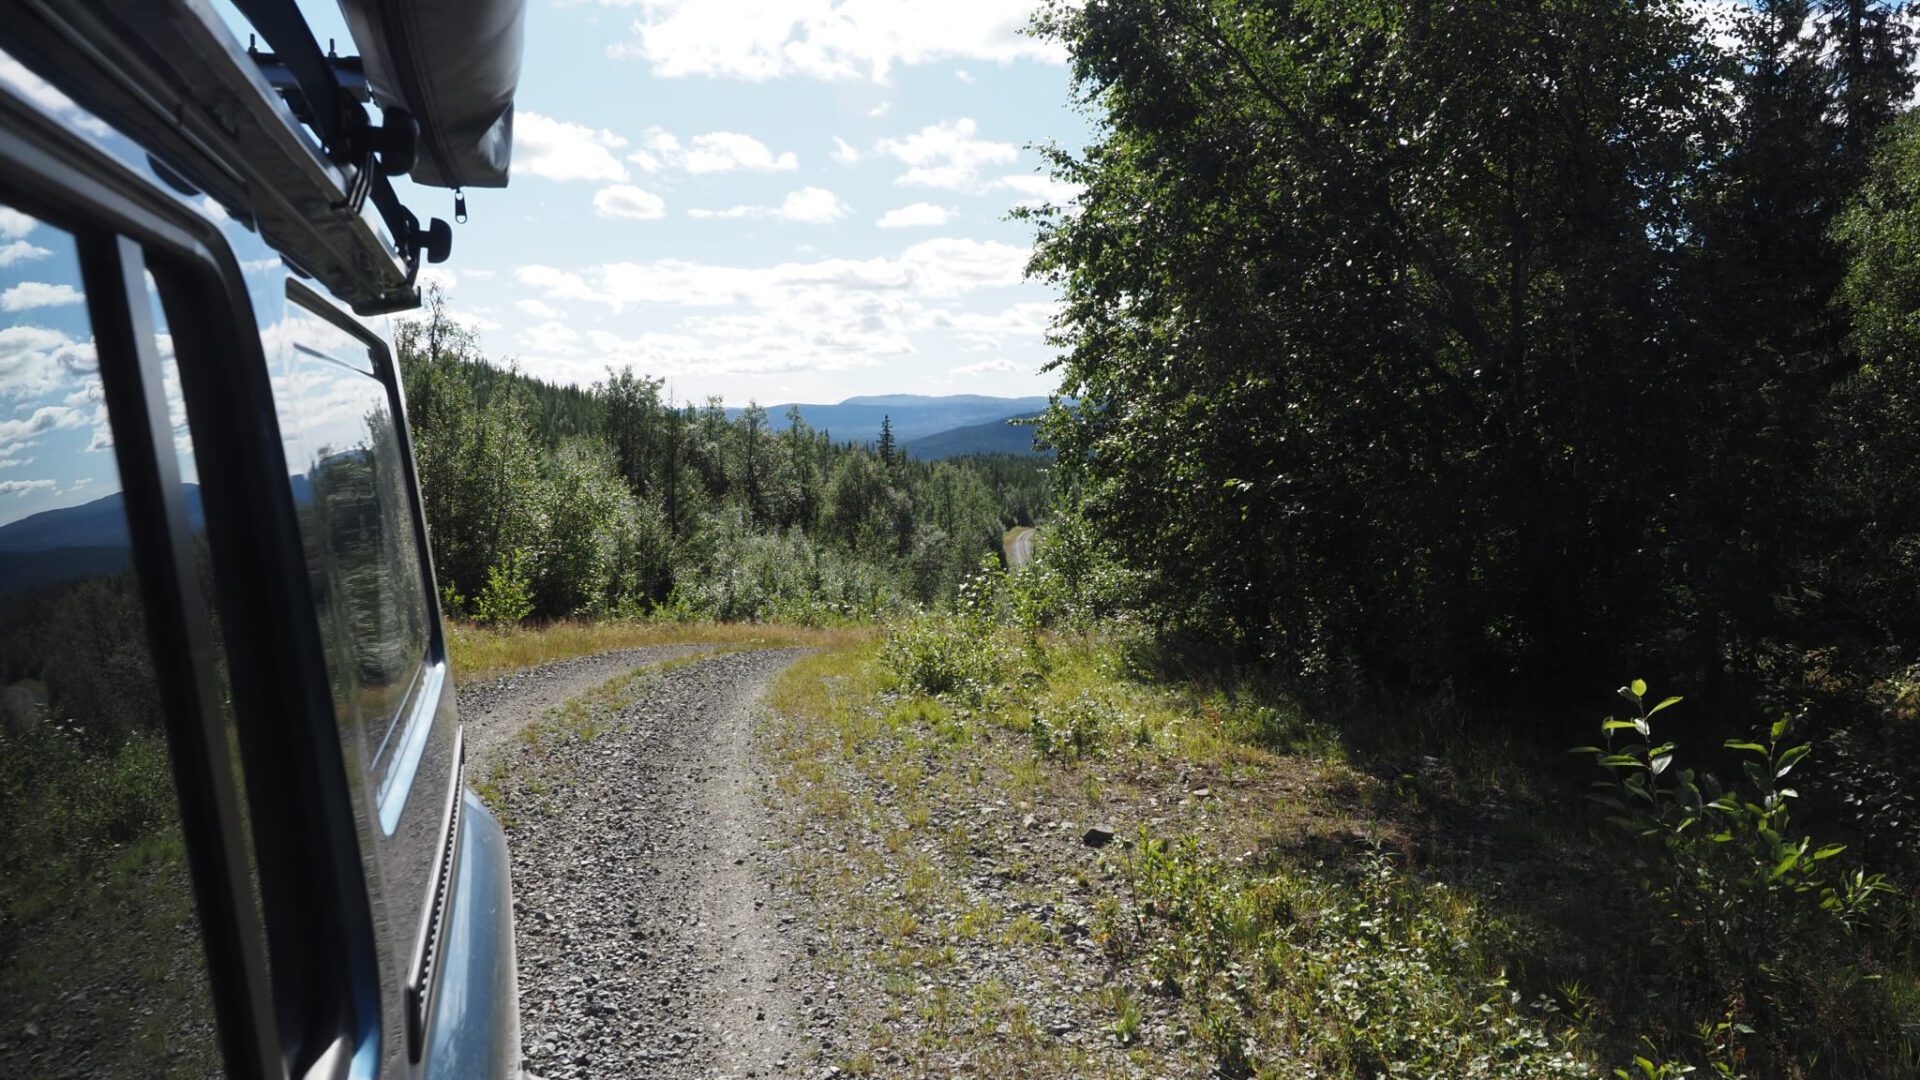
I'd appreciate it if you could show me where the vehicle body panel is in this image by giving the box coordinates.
[0,14,520,1074]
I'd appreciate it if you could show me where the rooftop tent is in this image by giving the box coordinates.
[337,0,527,189]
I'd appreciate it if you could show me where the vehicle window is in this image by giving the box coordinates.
[0,206,225,1076]
[269,297,431,775]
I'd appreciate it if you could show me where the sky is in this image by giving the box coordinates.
[309,0,1094,406]
[0,2,1093,526]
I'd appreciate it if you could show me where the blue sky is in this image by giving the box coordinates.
[313,0,1093,406]
[0,3,1092,525]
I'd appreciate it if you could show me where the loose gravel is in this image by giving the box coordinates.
[455,644,718,768]
[489,649,821,1080]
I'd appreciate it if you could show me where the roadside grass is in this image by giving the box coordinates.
[446,617,869,684]
[764,622,1920,1078]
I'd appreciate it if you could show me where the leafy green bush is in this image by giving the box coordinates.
[472,552,536,625]
[1030,691,1128,759]
[1577,680,1898,1069]
[880,614,1008,700]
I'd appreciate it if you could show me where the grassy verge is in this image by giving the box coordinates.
[762,620,1920,1078]
[446,617,869,684]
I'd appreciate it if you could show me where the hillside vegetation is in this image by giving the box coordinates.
[397,298,1052,625]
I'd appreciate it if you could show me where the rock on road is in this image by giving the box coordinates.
[467,649,814,1080]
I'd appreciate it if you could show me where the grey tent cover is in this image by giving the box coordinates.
[339,0,526,189]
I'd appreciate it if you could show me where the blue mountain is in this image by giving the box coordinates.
[728,394,1050,445]
[0,485,207,594]
[903,414,1050,459]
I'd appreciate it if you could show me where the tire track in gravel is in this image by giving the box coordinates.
[455,644,719,768]
[495,649,813,1080]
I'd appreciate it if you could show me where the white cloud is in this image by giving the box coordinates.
[0,478,54,497]
[0,405,86,442]
[0,325,94,403]
[955,69,976,83]
[629,128,799,173]
[951,358,1019,375]
[831,136,861,165]
[897,236,1028,296]
[517,298,561,319]
[877,202,954,228]
[517,320,587,360]
[605,0,1066,82]
[511,236,1034,383]
[515,111,631,182]
[689,132,798,173]
[779,186,850,223]
[594,184,669,220]
[876,118,1018,191]
[915,301,1053,348]
[1,282,84,312]
[868,102,892,118]
[0,55,111,138]
[689,186,850,224]
[0,241,51,268]
[0,208,35,241]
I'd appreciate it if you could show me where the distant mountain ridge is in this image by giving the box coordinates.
[903,414,1050,459]
[727,394,1049,446]
[0,486,206,595]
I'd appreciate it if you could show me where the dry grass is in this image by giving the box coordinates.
[445,618,873,684]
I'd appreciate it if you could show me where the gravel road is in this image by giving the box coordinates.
[1003,526,1037,569]
[480,649,817,1080]
[455,644,718,767]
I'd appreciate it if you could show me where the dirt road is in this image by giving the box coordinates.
[460,649,818,1079]
[455,644,719,767]
[1003,525,1037,569]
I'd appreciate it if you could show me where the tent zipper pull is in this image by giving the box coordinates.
[454,189,468,224]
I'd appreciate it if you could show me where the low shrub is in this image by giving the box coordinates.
[1030,691,1130,760]
[880,614,1008,701]
[1577,680,1903,1072]
[1105,837,1588,1078]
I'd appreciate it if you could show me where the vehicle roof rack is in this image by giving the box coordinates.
[0,0,465,314]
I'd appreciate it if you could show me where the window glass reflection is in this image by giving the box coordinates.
[0,209,225,1075]
[271,300,431,772]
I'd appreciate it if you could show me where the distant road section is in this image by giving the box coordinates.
[1004,526,1037,569]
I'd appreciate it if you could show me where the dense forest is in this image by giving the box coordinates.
[396,295,1052,624]
[1027,0,1920,724]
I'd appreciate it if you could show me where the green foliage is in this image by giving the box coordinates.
[1107,840,1588,1078]
[472,552,536,626]
[397,288,1046,623]
[880,614,1009,701]
[1577,681,1901,1071]
[1025,0,1919,704]
[1005,510,1138,635]
[1029,691,1127,760]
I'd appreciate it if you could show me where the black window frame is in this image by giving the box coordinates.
[0,82,383,1080]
